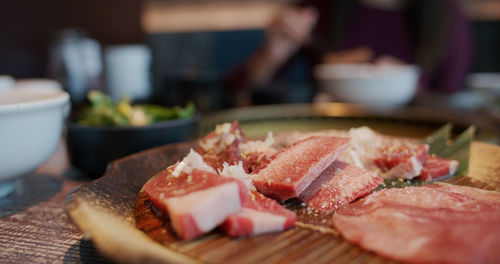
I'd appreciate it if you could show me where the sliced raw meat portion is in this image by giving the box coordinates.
[203,141,245,172]
[373,144,428,179]
[197,121,247,171]
[332,183,500,264]
[373,144,428,171]
[198,121,247,152]
[143,169,248,240]
[239,132,277,173]
[252,136,350,201]
[299,160,383,213]
[418,156,459,181]
[221,190,297,237]
[219,162,296,237]
[242,150,275,174]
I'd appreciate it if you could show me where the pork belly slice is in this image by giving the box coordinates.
[143,169,248,240]
[299,160,383,213]
[373,144,428,180]
[418,156,459,181]
[219,162,296,237]
[221,191,297,237]
[253,136,350,201]
[332,183,500,264]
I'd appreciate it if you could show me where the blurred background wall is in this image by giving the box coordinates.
[0,0,499,111]
[0,0,144,78]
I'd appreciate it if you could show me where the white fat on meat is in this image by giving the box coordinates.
[171,149,216,177]
[219,161,254,191]
[236,208,287,235]
[340,149,364,168]
[448,162,458,175]
[199,122,239,154]
[338,126,381,170]
[215,122,232,135]
[239,131,275,154]
[349,126,380,151]
[383,155,424,180]
[164,182,241,233]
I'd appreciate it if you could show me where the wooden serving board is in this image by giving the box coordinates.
[65,116,500,264]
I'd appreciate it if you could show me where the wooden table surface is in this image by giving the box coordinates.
[0,140,111,263]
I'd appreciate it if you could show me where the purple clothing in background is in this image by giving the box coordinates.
[338,5,415,65]
[308,0,473,93]
[427,1,473,93]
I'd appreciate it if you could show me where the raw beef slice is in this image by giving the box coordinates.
[238,131,277,174]
[144,169,248,240]
[221,190,296,237]
[253,136,350,201]
[241,150,275,174]
[418,156,459,181]
[332,183,500,264]
[197,121,247,171]
[299,160,383,213]
[373,144,428,179]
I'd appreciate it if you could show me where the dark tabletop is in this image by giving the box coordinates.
[0,141,111,263]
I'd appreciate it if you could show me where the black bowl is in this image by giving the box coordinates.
[66,116,199,177]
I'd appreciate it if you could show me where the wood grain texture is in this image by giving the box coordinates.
[0,141,110,263]
[135,191,387,264]
[468,142,500,189]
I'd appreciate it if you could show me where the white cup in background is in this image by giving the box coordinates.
[104,45,152,101]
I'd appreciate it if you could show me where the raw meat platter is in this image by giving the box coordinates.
[65,115,500,264]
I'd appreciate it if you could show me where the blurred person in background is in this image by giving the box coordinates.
[226,0,473,106]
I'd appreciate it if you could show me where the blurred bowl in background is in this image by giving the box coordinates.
[466,72,500,96]
[466,72,500,123]
[14,78,63,92]
[66,116,199,177]
[314,64,420,106]
[0,75,15,91]
[0,80,69,185]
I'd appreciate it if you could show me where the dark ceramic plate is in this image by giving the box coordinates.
[66,116,199,177]
[65,104,500,263]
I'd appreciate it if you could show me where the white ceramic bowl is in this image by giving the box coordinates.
[466,72,500,95]
[0,80,69,182]
[0,75,15,91]
[314,64,420,106]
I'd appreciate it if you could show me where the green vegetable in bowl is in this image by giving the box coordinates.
[78,91,195,126]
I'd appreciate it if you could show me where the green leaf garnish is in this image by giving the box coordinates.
[423,123,452,155]
[78,91,196,126]
[438,126,475,176]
